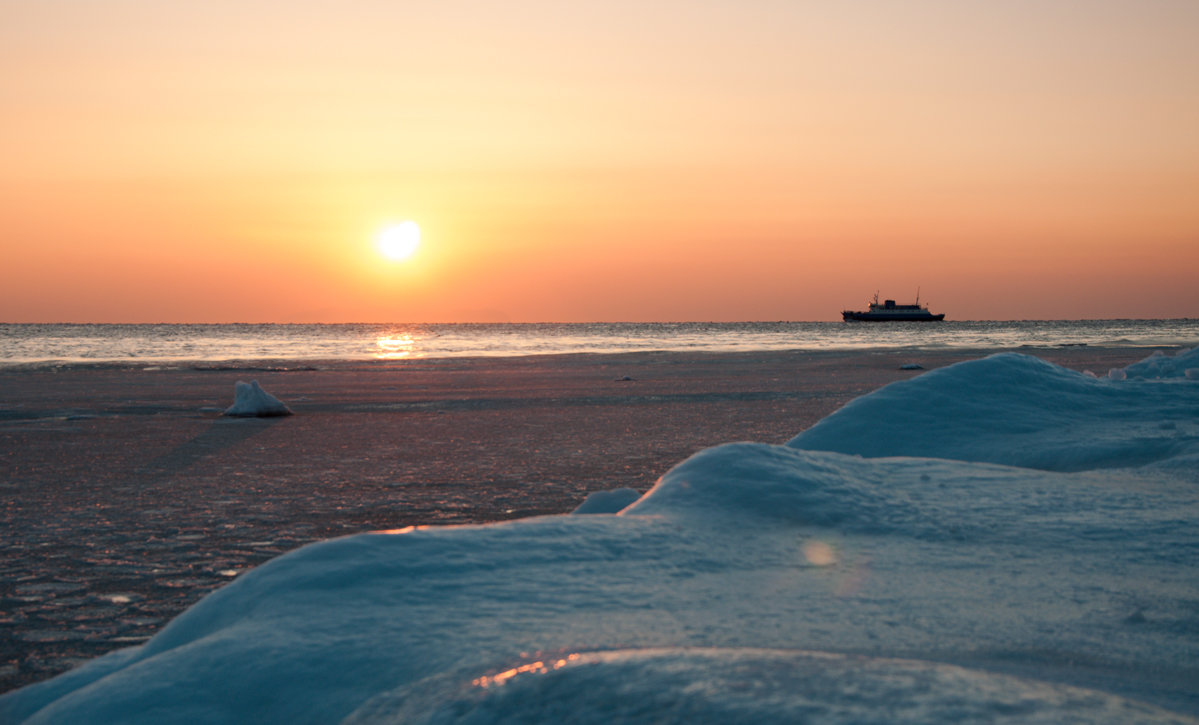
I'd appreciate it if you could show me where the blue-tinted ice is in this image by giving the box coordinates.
[4,350,1198,723]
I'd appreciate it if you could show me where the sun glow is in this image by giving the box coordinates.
[374,332,420,359]
[378,221,421,261]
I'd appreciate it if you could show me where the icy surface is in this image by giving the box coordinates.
[786,351,1199,471]
[1119,347,1199,380]
[345,649,1195,724]
[4,350,1198,723]
[570,487,641,514]
[221,380,292,417]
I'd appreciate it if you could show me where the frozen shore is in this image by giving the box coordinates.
[1,346,1192,721]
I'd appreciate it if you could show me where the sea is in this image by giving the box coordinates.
[2,320,1197,368]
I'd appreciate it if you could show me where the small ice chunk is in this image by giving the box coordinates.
[899,363,924,370]
[223,381,293,418]
[572,488,642,514]
[1107,368,1127,381]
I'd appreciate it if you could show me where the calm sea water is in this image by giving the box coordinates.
[1,321,1197,368]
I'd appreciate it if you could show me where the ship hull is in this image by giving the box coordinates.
[842,311,945,322]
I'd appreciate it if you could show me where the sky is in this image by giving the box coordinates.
[2,0,1197,322]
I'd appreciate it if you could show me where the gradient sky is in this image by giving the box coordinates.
[3,0,1197,322]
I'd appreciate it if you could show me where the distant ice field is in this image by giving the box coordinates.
[3,319,1198,368]
[3,348,1197,723]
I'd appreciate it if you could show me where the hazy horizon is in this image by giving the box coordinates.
[6,314,1199,325]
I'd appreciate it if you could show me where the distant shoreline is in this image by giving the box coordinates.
[0,340,1191,374]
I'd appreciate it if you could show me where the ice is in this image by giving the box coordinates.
[4,350,1198,723]
[1119,347,1199,379]
[570,487,641,514]
[786,351,1199,471]
[221,380,292,418]
[344,649,1194,724]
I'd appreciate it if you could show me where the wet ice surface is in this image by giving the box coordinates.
[1,456,312,689]
[1,465,613,690]
[0,414,595,693]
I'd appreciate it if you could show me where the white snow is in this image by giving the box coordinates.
[4,349,1198,723]
[221,380,292,417]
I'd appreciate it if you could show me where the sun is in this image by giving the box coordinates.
[377,221,421,261]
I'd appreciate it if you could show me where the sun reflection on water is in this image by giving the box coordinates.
[374,332,420,360]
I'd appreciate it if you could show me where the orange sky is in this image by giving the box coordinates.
[3,1,1197,322]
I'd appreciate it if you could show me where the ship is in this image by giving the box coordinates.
[842,292,945,322]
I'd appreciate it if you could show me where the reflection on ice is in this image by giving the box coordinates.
[375,526,419,535]
[471,653,581,689]
[800,538,838,567]
[345,649,1197,725]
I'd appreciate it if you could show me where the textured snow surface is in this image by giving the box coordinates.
[346,649,1195,725]
[787,351,1199,471]
[4,349,1198,724]
[222,380,292,417]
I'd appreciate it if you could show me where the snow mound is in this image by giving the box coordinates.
[787,352,1199,470]
[624,444,921,534]
[222,380,292,417]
